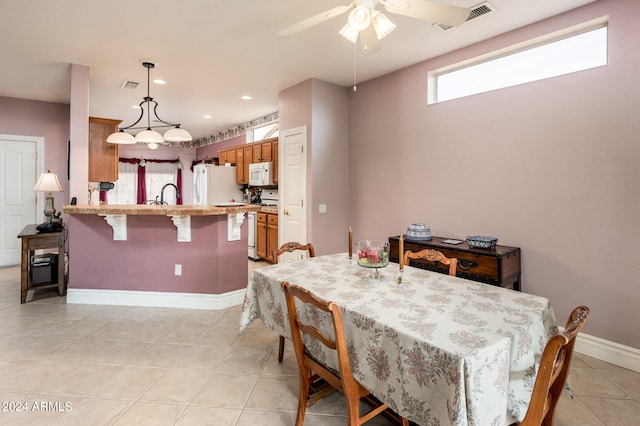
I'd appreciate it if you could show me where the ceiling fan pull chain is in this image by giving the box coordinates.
[353,41,357,92]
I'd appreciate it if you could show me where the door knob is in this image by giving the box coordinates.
[284,210,290,215]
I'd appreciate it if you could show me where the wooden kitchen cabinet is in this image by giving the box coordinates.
[256,213,268,260]
[219,148,236,165]
[218,150,228,165]
[272,140,278,183]
[256,212,278,262]
[217,137,278,184]
[237,145,253,184]
[235,147,244,183]
[88,117,121,182]
[252,141,272,162]
[267,213,278,263]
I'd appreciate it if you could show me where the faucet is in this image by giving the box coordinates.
[160,183,180,205]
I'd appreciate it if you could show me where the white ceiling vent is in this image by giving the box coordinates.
[121,80,139,89]
[433,2,496,31]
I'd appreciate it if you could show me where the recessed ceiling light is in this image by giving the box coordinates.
[241,95,253,100]
[204,115,212,119]
[153,79,167,85]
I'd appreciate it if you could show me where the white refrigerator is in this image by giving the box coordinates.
[193,164,243,205]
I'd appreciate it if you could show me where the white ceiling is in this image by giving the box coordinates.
[0,0,596,140]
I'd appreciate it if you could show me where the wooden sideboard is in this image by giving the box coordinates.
[389,236,521,291]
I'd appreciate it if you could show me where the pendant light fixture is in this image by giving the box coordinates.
[107,61,192,147]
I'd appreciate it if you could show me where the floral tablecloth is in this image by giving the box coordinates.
[239,253,557,426]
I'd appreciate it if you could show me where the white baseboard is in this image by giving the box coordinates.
[66,288,246,310]
[574,331,640,373]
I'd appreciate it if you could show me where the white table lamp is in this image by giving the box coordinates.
[34,171,63,230]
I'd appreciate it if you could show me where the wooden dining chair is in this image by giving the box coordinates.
[282,282,408,426]
[272,241,315,264]
[516,305,590,426]
[403,248,458,276]
[272,241,315,363]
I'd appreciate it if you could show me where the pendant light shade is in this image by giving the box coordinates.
[164,126,192,142]
[106,131,136,144]
[107,61,192,148]
[135,129,164,143]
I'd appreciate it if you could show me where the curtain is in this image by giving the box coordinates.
[137,162,146,204]
[116,158,181,204]
[111,161,138,204]
[145,161,179,205]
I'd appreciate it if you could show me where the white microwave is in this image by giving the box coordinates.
[249,162,274,186]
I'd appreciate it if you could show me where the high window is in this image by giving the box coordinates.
[246,122,279,143]
[429,17,608,104]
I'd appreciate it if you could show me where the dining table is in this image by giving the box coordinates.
[239,253,558,426]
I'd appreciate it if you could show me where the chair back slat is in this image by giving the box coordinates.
[403,249,458,276]
[272,241,315,264]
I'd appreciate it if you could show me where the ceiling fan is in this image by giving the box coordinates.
[277,0,471,54]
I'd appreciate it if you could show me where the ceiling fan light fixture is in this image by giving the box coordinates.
[164,126,193,142]
[348,5,371,31]
[106,130,136,144]
[135,129,164,144]
[372,11,395,39]
[339,21,359,43]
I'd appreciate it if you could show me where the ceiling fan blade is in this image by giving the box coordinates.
[385,0,470,27]
[277,5,352,36]
[359,26,381,55]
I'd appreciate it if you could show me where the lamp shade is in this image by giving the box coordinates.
[164,127,193,142]
[372,11,395,39]
[34,172,63,192]
[135,129,164,143]
[106,131,136,144]
[339,22,359,43]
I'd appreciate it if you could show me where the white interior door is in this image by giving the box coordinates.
[0,135,41,266]
[280,126,308,262]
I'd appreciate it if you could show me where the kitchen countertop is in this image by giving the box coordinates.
[63,204,263,216]
[259,206,278,214]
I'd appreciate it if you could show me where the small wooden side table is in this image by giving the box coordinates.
[17,224,67,304]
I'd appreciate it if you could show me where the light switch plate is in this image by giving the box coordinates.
[319,204,327,214]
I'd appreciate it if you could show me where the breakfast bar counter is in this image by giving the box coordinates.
[64,203,262,216]
[63,203,259,310]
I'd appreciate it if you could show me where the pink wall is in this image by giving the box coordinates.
[67,214,248,294]
[278,79,351,256]
[69,64,89,207]
[310,80,350,255]
[0,96,70,202]
[347,0,640,348]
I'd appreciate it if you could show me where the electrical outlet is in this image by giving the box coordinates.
[319,204,327,214]
[174,264,182,276]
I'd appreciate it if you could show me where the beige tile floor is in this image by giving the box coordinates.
[1,263,639,425]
